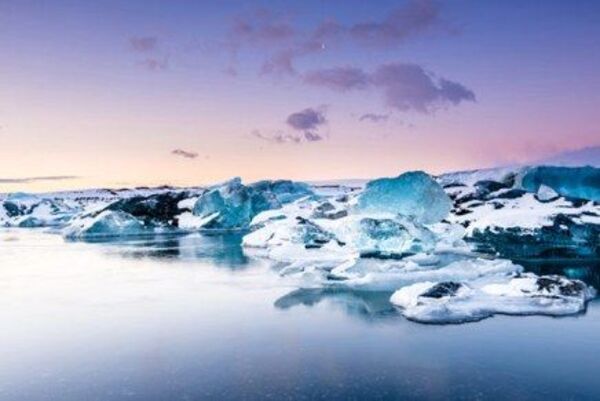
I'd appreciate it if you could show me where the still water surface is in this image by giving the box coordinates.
[1,230,599,401]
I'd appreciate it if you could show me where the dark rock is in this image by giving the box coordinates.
[106,192,190,226]
[469,213,600,259]
[421,282,462,298]
[493,189,527,199]
[359,250,414,260]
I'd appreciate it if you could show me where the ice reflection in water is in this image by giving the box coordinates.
[2,229,600,401]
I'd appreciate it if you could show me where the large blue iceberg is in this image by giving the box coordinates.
[357,171,452,224]
[521,166,600,201]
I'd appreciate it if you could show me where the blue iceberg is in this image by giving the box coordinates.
[192,178,313,229]
[64,210,147,239]
[521,166,600,201]
[357,171,452,224]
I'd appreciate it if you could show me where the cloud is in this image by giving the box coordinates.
[303,67,369,91]
[304,62,475,113]
[251,130,301,144]
[130,36,158,52]
[0,176,79,184]
[252,107,328,144]
[286,107,327,141]
[349,0,440,47]
[226,0,445,76]
[171,149,198,159]
[359,113,389,123]
[230,9,295,45]
[371,63,475,112]
[139,57,169,71]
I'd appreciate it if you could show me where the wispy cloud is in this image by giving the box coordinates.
[303,67,369,91]
[171,149,198,159]
[359,113,389,123]
[304,62,475,113]
[130,36,158,52]
[0,176,79,184]
[348,0,440,47]
[226,0,446,76]
[129,35,169,71]
[139,57,169,71]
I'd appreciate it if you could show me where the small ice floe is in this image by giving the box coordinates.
[390,273,596,324]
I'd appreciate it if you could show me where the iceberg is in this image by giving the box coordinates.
[64,210,147,239]
[355,216,436,258]
[521,166,600,201]
[1,195,79,227]
[390,273,596,324]
[357,171,452,224]
[192,178,313,230]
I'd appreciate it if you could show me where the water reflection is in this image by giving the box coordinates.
[77,233,600,322]
[274,260,600,322]
[275,288,398,320]
[518,259,600,290]
[81,232,250,268]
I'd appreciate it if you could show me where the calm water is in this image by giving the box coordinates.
[1,230,600,401]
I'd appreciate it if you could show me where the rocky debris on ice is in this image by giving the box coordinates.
[390,273,595,324]
[1,193,81,228]
[63,190,196,238]
[440,166,600,259]
[63,179,312,238]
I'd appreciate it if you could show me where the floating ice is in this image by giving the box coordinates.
[390,273,596,323]
[521,166,600,201]
[191,178,313,230]
[357,171,452,224]
[64,210,147,239]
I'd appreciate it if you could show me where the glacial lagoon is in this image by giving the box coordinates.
[1,229,599,401]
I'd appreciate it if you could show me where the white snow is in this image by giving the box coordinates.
[391,273,596,323]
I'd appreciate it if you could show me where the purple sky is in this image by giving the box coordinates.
[1,0,599,190]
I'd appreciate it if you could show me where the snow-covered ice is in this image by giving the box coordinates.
[390,273,596,324]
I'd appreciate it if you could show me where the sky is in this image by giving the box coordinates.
[1,0,599,192]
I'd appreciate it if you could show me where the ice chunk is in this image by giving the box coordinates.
[64,210,147,239]
[390,273,596,323]
[357,171,452,224]
[192,178,313,229]
[521,166,600,201]
[355,217,436,258]
[535,184,560,202]
[250,180,313,204]
[2,193,41,217]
